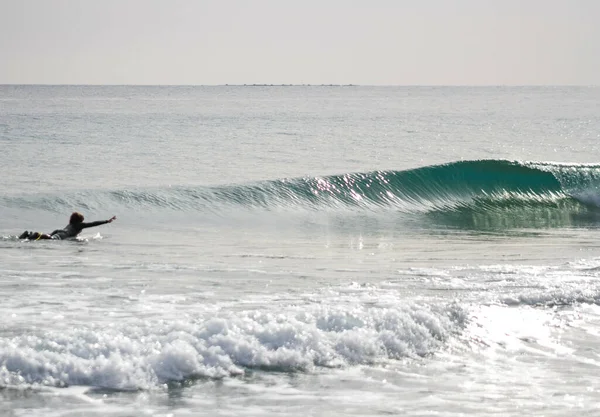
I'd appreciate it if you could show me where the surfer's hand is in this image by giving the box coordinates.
[108,216,116,223]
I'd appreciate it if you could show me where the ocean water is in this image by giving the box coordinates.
[1,85,600,416]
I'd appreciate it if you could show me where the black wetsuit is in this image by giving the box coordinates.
[50,220,111,240]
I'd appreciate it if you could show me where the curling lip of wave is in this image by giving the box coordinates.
[2,159,600,215]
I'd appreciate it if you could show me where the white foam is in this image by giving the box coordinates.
[0,301,464,390]
[501,285,600,308]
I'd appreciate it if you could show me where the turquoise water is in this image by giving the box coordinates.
[2,86,600,416]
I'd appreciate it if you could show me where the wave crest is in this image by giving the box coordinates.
[3,160,600,228]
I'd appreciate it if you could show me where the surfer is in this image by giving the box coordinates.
[19,212,117,240]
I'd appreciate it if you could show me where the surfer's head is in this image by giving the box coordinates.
[70,212,84,224]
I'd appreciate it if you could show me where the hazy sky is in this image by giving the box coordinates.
[1,0,598,85]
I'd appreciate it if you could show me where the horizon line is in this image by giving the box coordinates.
[0,83,598,88]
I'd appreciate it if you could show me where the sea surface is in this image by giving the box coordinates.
[1,85,600,416]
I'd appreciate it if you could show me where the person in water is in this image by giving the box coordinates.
[19,212,117,240]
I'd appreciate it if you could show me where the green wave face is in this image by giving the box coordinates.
[296,159,565,210]
[278,159,600,229]
[4,160,600,230]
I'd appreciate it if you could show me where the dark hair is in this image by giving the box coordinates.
[70,212,84,224]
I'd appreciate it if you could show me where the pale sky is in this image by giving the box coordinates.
[0,0,598,85]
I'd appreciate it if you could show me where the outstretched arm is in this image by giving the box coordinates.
[81,216,117,229]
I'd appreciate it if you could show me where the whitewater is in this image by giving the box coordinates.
[2,85,600,416]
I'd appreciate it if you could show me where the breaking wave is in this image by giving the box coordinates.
[3,160,600,229]
[0,301,465,390]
